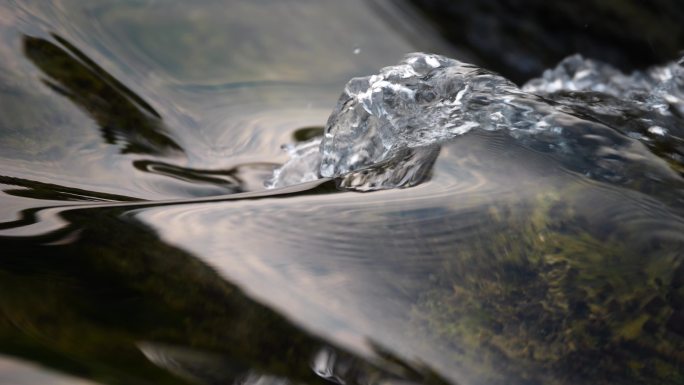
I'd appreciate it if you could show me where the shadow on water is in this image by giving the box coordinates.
[132,160,278,196]
[0,204,455,385]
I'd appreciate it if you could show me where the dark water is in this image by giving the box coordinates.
[1,1,684,385]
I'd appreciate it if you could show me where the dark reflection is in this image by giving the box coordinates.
[23,34,183,156]
[292,127,325,143]
[409,0,684,83]
[0,207,50,231]
[18,33,290,199]
[0,175,141,202]
[0,205,452,385]
[133,160,277,195]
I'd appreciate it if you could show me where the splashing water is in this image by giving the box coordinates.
[268,53,684,193]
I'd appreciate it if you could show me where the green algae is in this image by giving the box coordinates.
[412,189,684,385]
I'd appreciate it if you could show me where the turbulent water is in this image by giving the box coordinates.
[270,53,684,196]
[1,2,684,385]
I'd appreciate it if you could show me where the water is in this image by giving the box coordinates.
[270,53,684,194]
[1,2,684,385]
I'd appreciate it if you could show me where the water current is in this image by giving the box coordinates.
[1,2,684,385]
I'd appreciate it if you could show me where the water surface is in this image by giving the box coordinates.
[1,2,684,385]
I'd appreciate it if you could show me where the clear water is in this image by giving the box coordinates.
[1,2,683,385]
[270,53,684,193]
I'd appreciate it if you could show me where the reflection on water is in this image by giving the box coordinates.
[3,0,424,201]
[0,205,416,385]
[1,1,684,385]
[24,34,182,156]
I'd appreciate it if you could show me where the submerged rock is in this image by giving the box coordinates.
[411,187,684,385]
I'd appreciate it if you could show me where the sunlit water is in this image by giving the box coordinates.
[1,2,683,385]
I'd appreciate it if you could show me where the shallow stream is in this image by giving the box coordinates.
[1,2,683,385]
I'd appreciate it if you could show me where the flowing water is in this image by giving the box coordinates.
[1,2,684,385]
